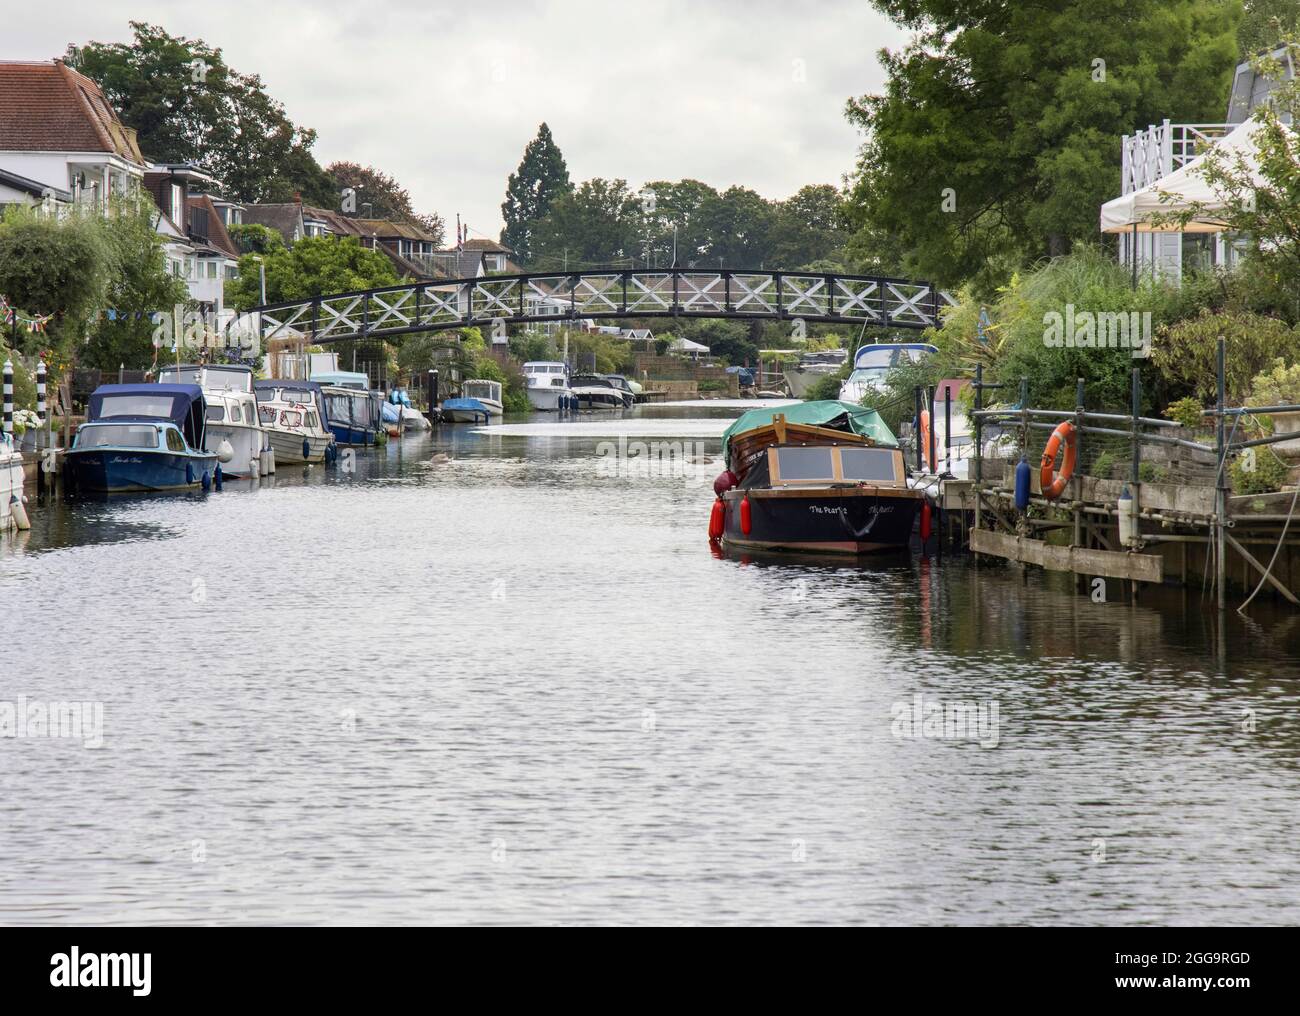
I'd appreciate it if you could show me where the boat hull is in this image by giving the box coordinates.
[328,423,380,446]
[65,448,219,493]
[267,429,330,464]
[574,390,627,410]
[526,387,569,411]
[205,422,264,478]
[721,486,922,554]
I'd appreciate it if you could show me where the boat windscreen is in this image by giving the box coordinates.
[75,424,159,449]
[95,393,177,419]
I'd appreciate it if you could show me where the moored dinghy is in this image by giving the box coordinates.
[711,400,923,554]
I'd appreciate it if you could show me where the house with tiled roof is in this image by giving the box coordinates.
[0,58,146,212]
[142,163,242,323]
[242,198,444,279]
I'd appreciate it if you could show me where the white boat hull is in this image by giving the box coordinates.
[1,445,25,530]
[267,429,330,464]
[526,386,570,411]
[400,407,431,431]
[205,422,266,478]
[444,400,503,423]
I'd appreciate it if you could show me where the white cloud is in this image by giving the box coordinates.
[9,0,905,242]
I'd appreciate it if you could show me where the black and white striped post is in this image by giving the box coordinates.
[2,359,12,437]
[36,359,46,424]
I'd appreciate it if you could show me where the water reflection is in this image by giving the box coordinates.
[1,407,1298,926]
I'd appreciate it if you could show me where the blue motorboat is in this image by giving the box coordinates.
[65,384,219,493]
[321,385,383,446]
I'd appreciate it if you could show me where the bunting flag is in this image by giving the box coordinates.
[0,295,53,333]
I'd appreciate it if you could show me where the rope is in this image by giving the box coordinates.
[1237,481,1300,614]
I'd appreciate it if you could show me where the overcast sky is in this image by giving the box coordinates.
[10,1,907,242]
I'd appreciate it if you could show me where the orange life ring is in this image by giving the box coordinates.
[1040,421,1077,499]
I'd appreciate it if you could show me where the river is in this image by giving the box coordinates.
[2,403,1298,925]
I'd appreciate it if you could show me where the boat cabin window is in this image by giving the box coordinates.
[768,444,901,485]
[304,412,318,428]
[75,424,159,449]
[259,406,277,424]
[284,391,313,404]
[229,403,242,423]
[839,447,898,482]
[97,394,176,419]
[280,410,303,427]
[206,404,225,422]
[165,428,186,452]
[256,389,274,402]
[773,446,836,482]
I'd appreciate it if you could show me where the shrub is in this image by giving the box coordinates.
[1164,396,1206,430]
[1247,357,1300,408]
[1230,448,1290,495]
[1152,309,1298,404]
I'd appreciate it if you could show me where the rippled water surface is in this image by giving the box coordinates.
[2,405,1299,926]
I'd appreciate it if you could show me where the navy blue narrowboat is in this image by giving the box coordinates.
[65,384,220,493]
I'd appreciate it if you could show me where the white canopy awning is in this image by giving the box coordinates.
[669,337,710,354]
[1100,118,1267,234]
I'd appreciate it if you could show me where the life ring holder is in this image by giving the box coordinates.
[1040,421,1077,500]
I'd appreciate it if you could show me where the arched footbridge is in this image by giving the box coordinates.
[228,267,955,347]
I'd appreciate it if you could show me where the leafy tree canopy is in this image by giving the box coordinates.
[69,22,335,205]
[843,0,1243,291]
[225,235,399,311]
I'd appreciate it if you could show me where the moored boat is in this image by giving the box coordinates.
[711,400,923,554]
[253,380,333,464]
[442,379,503,423]
[159,364,267,478]
[523,361,571,411]
[1,431,28,530]
[838,343,938,403]
[571,373,630,410]
[321,384,383,446]
[65,383,219,493]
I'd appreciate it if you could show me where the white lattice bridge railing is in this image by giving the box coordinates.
[232,268,957,347]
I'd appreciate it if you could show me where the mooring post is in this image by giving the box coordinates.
[1074,377,1085,588]
[1215,337,1227,611]
[943,382,952,475]
[914,386,924,472]
[928,385,937,476]
[1019,376,1029,467]
[2,359,11,436]
[973,364,983,484]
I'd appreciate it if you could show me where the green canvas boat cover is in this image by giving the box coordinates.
[721,400,899,467]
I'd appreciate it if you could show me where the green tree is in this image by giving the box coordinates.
[768,184,848,268]
[81,194,190,371]
[844,0,1243,290]
[0,205,111,362]
[225,235,399,311]
[226,223,286,256]
[531,179,638,268]
[1239,1,1300,54]
[695,186,778,268]
[327,161,446,244]
[501,123,573,264]
[70,22,335,205]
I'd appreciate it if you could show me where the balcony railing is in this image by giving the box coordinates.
[1121,121,1232,194]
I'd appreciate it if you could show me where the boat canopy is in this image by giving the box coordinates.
[722,400,898,467]
[254,379,330,427]
[87,383,207,449]
[311,370,370,390]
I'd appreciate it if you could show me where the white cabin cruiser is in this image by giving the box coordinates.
[571,373,630,410]
[522,361,572,411]
[253,380,333,464]
[839,343,938,404]
[159,364,268,477]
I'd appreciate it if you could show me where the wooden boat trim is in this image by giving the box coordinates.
[723,485,924,501]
